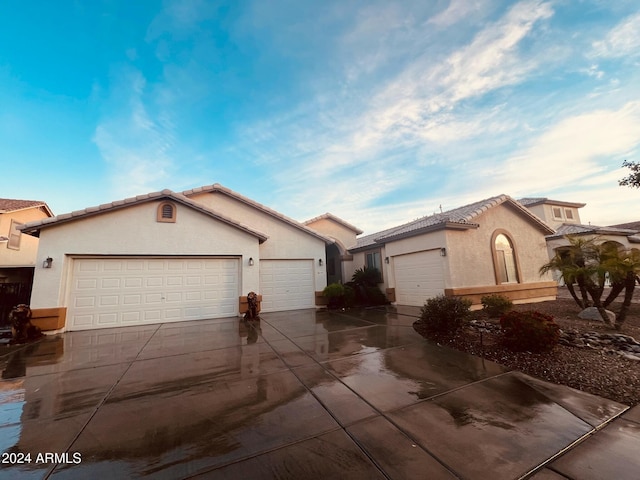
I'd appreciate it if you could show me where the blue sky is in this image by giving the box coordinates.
[1,0,639,234]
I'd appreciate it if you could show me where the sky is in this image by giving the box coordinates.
[1,0,639,235]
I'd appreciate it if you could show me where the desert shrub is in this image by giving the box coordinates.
[323,283,345,309]
[500,310,560,352]
[419,295,472,336]
[481,294,513,318]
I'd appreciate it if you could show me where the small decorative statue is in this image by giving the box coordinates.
[244,292,260,321]
[9,304,42,343]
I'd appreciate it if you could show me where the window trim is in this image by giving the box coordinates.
[552,207,563,220]
[490,230,521,285]
[364,249,384,282]
[7,219,23,250]
[157,202,177,223]
[564,208,574,220]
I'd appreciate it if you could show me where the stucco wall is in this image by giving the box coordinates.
[305,217,358,252]
[445,204,553,289]
[29,201,260,309]
[0,207,51,268]
[384,230,448,290]
[189,192,327,292]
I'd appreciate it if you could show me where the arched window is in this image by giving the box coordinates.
[157,202,176,223]
[491,231,520,284]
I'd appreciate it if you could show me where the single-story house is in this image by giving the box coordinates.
[333,195,558,308]
[21,185,332,331]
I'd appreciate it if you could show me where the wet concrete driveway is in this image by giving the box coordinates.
[1,307,638,479]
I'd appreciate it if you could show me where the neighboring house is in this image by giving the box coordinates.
[314,195,557,308]
[22,185,332,332]
[0,198,54,322]
[517,197,585,231]
[518,198,640,255]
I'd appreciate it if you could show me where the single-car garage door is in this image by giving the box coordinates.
[393,250,444,306]
[67,257,239,331]
[259,259,315,312]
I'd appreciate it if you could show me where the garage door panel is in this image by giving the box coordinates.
[259,260,315,312]
[67,257,239,331]
[394,251,444,307]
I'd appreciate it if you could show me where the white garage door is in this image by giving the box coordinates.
[259,260,315,312]
[393,250,445,306]
[67,257,239,331]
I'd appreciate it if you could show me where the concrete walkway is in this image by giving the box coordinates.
[0,306,638,479]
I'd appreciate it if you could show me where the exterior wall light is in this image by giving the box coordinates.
[385,257,389,264]
[318,259,323,266]
[248,257,254,266]
[440,248,447,257]
[43,257,53,268]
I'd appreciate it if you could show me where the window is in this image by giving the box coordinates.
[492,231,519,284]
[157,202,176,223]
[365,250,383,280]
[552,207,563,220]
[564,208,574,220]
[7,220,23,250]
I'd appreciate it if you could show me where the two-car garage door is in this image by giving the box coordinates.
[67,257,239,331]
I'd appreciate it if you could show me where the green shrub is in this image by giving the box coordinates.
[419,295,472,336]
[365,286,388,305]
[500,310,560,352]
[351,267,382,286]
[481,294,513,317]
[323,283,345,309]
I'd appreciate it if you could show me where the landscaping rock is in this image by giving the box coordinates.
[578,307,616,323]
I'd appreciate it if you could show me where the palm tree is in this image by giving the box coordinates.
[540,236,620,327]
[603,248,640,329]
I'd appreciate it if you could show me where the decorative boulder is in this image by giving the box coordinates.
[578,307,615,323]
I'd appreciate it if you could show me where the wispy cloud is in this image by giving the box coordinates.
[93,68,176,197]
[591,11,640,58]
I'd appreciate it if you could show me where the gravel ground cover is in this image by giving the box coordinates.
[413,288,640,406]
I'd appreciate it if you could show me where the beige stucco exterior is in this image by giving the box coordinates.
[188,191,327,292]
[353,202,556,307]
[29,201,260,309]
[524,203,581,231]
[444,205,552,289]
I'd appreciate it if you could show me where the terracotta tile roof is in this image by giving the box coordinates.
[182,183,334,244]
[19,190,269,243]
[303,213,363,234]
[517,197,586,208]
[351,195,554,251]
[0,198,53,215]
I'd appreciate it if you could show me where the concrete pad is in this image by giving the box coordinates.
[623,404,640,424]
[0,363,128,425]
[325,341,506,412]
[55,369,339,478]
[512,371,628,428]
[293,364,378,425]
[548,419,640,479]
[267,337,318,367]
[262,311,374,339]
[190,430,386,479]
[292,325,421,364]
[107,345,288,402]
[347,415,457,479]
[389,372,594,479]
